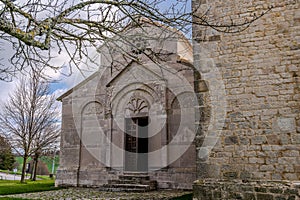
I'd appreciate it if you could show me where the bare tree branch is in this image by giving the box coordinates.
[0,0,273,81]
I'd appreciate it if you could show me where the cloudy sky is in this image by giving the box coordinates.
[0,63,89,104]
[0,39,99,105]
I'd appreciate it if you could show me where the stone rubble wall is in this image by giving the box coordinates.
[192,0,300,196]
[193,0,300,181]
[193,180,300,200]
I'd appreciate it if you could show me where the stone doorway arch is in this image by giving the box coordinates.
[124,96,149,172]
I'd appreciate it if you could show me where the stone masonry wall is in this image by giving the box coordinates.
[192,0,300,194]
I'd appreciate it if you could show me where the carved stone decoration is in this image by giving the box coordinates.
[126,97,149,116]
[105,87,114,118]
[130,35,149,55]
[149,81,166,107]
[82,102,103,115]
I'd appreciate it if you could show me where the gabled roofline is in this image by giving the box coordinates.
[106,60,134,87]
[57,54,194,102]
[56,71,100,101]
[106,59,166,87]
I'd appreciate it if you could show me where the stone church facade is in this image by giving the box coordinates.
[56,21,197,190]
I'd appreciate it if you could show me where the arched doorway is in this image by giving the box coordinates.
[124,97,149,172]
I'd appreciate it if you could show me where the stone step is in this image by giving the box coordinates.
[101,183,152,192]
[108,179,157,187]
[102,173,157,192]
[108,179,136,184]
[108,179,151,184]
[123,172,149,175]
[119,174,150,181]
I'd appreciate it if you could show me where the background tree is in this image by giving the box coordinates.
[28,159,50,177]
[31,127,59,181]
[0,135,15,170]
[0,70,60,183]
[0,0,272,81]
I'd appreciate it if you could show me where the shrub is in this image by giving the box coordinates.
[0,136,15,170]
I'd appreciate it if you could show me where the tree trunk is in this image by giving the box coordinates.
[32,154,39,181]
[20,155,28,183]
[30,159,35,180]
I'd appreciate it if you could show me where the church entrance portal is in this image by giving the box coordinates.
[124,117,148,172]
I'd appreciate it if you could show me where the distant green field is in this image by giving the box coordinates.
[15,156,59,174]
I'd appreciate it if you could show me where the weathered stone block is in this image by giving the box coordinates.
[278,157,297,165]
[213,191,222,199]
[240,137,250,145]
[224,136,239,145]
[287,196,296,200]
[270,188,283,194]
[223,171,238,179]
[244,193,256,200]
[260,165,275,171]
[255,187,267,193]
[275,196,286,200]
[266,135,280,145]
[240,171,252,180]
[249,157,265,164]
[256,193,273,200]
[271,173,282,180]
[277,118,296,132]
[282,150,299,157]
[197,163,220,179]
[251,136,267,145]
[209,35,221,41]
[283,173,298,180]
[229,192,243,199]
[193,185,213,200]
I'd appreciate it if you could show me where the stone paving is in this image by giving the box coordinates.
[3,188,192,200]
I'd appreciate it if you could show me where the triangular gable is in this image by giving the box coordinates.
[106,60,165,87]
[57,59,166,101]
[56,71,100,101]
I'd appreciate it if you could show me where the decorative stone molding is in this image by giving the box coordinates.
[105,87,114,118]
[125,96,149,117]
[130,34,149,55]
[82,102,103,115]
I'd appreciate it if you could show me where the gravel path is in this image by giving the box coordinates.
[0,172,23,180]
[3,188,192,200]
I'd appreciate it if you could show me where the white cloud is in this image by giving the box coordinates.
[52,88,67,98]
[0,81,17,105]
[51,47,100,89]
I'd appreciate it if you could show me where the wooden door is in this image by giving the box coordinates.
[125,117,148,171]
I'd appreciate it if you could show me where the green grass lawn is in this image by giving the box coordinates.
[0,179,59,195]
[0,198,31,200]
